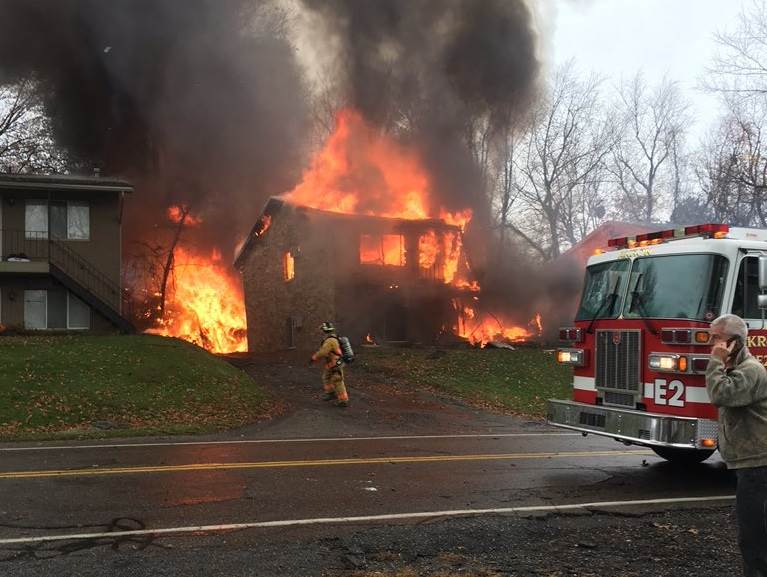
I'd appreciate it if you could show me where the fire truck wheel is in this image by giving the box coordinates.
[650,446,716,464]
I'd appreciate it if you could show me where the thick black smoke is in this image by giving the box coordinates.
[0,0,309,251]
[301,0,545,330]
[300,0,539,222]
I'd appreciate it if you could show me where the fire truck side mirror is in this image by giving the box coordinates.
[760,256,767,292]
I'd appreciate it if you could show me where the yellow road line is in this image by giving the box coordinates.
[0,449,651,480]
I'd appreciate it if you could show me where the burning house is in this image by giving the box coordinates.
[235,197,472,352]
[234,109,542,353]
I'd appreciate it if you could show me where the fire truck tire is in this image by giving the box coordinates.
[650,446,715,464]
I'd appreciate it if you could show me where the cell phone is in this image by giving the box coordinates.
[726,336,743,358]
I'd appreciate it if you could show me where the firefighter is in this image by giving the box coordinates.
[310,322,349,408]
[706,314,767,577]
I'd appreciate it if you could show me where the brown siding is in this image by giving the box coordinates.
[0,277,115,333]
[0,189,122,286]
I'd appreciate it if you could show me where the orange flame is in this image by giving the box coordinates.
[168,205,203,226]
[419,231,439,270]
[283,108,474,286]
[147,246,247,353]
[256,214,272,236]
[360,234,405,266]
[454,301,543,347]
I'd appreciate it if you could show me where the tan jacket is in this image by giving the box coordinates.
[706,347,767,469]
[312,336,341,369]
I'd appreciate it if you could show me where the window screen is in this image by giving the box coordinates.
[67,203,90,240]
[24,290,46,329]
[25,202,48,240]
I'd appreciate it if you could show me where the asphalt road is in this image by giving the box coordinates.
[0,432,735,563]
[0,357,740,575]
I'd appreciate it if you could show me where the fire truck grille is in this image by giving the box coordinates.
[603,391,636,407]
[595,330,641,394]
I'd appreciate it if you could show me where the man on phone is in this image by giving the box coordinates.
[706,314,767,576]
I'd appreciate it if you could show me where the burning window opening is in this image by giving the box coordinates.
[256,214,272,237]
[360,234,405,266]
[284,251,295,281]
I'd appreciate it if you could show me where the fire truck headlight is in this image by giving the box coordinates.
[648,353,688,373]
[557,348,586,367]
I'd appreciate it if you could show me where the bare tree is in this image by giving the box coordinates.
[696,98,767,226]
[507,62,616,260]
[0,78,67,173]
[708,0,767,97]
[610,74,689,224]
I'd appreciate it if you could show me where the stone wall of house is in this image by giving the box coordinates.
[241,206,336,353]
[240,201,462,352]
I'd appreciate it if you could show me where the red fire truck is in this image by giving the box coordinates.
[547,223,767,464]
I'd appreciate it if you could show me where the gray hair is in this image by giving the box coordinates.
[711,314,749,342]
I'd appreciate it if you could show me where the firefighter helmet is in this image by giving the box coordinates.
[320,322,336,333]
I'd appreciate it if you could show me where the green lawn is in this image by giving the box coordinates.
[0,335,273,440]
[357,346,572,417]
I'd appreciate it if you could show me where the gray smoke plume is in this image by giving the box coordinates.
[0,0,309,252]
[299,0,539,222]
[301,0,544,330]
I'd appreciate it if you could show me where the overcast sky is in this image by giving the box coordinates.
[548,0,750,144]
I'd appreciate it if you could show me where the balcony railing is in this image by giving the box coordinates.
[1,229,122,313]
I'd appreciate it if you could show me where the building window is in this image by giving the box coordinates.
[360,234,405,266]
[23,289,90,330]
[25,202,48,240]
[24,290,46,329]
[67,203,90,240]
[25,201,90,240]
[283,251,295,281]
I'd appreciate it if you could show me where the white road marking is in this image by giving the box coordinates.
[0,432,579,453]
[0,495,734,546]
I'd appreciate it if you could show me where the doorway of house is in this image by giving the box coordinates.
[384,299,407,342]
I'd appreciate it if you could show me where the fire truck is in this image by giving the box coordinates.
[547,223,767,464]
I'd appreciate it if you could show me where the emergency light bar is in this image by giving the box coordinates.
[605,224,729,250]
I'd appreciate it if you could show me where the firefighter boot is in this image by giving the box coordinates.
[322,392,336,401]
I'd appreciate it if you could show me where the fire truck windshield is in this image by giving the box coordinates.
[575,260,630,321]
[576,254,729,322]
[622,254,728,320]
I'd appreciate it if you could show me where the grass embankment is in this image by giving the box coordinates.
[0,335,273,440]
[357,346,571,418]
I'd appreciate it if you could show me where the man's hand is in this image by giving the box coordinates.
[711,340,735,362]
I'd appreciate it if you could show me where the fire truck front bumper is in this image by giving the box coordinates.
[546,399,719,450]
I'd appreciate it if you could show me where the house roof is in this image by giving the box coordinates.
[234,196,462,268]
[0,173,134,194]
